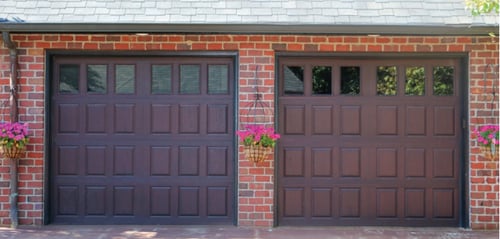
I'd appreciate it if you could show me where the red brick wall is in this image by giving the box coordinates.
[468,37,499,230]
[0,33,498,229]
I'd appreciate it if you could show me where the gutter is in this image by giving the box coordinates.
[0,23,498,36]
[1,31,19,228]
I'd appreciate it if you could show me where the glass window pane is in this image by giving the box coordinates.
[433,66,454,96]
[87,64,107,93]
[59,64,79,93]
[152,65,172,94]
[284,66,304,95]
[115,65,135,94]
[208,65,229,94]
[312,66,332,95]
[180,65,200,94]
[405,67,425,96]
[376,66,397,96]
[341,66,360,95]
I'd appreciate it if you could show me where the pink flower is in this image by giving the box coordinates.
[237,124,281,147]
[0,121,29,148]
[474,124,499,147]
[254,135,261,142]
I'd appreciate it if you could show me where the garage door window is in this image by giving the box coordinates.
[376,66,397,96]
[340,66,360,95]
[312,66,332,95]
[180,64,200,94]
[59,64,79,93]
[208,64,229,94]
[87,64,107,94]
[151,65,172,94]
[115,64,135,94]
[284,66,304,95]
[433,66,454,96]
[405,66,425,96]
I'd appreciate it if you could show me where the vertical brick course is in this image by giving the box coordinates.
[0,33,498,229]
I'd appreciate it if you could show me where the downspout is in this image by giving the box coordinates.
[2,31,19,228]
[2,31,18,122]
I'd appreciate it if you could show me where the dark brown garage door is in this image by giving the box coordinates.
[50,56,235,224]
[278,56,463,226]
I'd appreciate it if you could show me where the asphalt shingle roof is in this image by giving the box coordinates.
[0,0,498,26]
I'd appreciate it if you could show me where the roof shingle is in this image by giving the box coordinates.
[0,0,497,26]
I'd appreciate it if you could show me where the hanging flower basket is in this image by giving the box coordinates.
[480,145,498,161]
[0,122,29,160]
[237,125,280,164]
[244,144,272,163]
[473,124,499,161]
[0,145,25,159]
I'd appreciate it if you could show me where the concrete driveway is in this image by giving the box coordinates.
[0,225,498,239]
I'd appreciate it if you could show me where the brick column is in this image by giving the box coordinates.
[468,37,499,230]
[237,45,276,227]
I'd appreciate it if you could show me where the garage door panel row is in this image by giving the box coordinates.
[280,146,458,179]
[54,144,232,177]
[53,185,232,222]
[55,102,231,135]
[280,186,457,221]
[281,104,458,137]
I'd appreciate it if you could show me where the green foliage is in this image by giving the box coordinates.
[376,66,397,96]
[405,67,425,96]
[466,0,500,15]
[341,67,360,95]
[433,66,454,96]
[312,66,332,94]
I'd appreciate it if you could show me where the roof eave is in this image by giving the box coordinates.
[0,23,498,36]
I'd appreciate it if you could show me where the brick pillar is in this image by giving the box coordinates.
[237,46,275,227]
[468,37,499,230]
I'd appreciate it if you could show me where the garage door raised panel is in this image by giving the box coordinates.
[278,56,462,227]
[51,56,235,225]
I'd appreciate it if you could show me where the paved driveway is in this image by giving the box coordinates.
[0,225,497,239]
